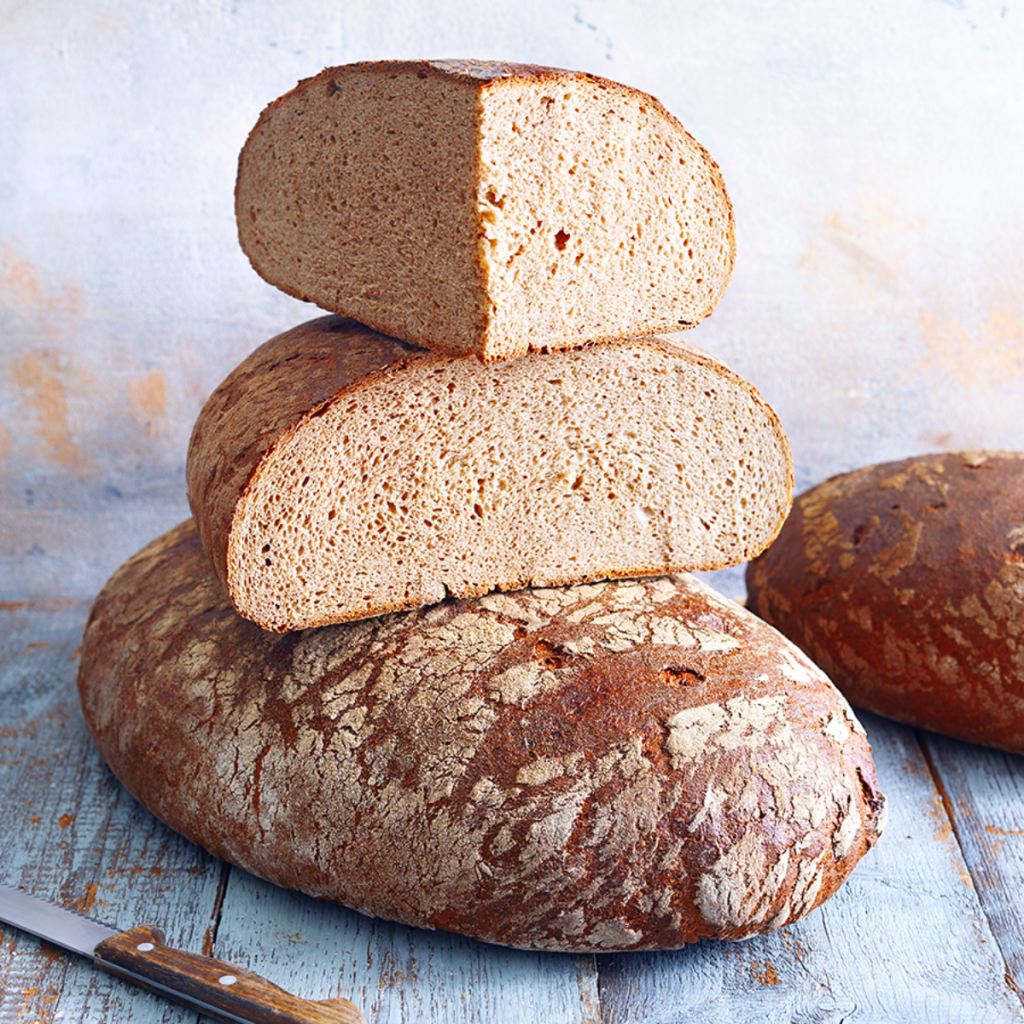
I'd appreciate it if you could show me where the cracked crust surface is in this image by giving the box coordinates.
[235,60,735,361]
[78,520,884,952]
[186,315,793,632]
[746,450,1024,752]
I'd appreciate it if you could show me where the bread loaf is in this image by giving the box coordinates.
[186,316,794,632]
[78,519,885,952]
[746,451,1024,752]
[235,60,735,362]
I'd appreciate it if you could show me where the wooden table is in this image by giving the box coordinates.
[2,598,1023,1023]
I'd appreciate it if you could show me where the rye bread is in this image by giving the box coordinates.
[186,316,794,632]
[78,519,885,952]
[746,451,1024,752]
[235,60,735,362]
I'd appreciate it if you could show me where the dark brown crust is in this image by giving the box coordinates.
[259,59,658,102]
[78,520,883,953]
[746,451,1024,752]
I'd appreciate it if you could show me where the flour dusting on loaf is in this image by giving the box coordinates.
[747,450,1024,753]
[78,520,884,952]
[186,316,794,632]
[235,60,735,361]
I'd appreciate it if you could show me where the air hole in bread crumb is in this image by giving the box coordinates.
[555,230,570,251]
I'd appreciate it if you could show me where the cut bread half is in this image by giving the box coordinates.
[235,59,735,362]
[186,316,793,631]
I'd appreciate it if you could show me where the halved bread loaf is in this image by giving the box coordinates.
[186,316,794,632]
[78,519,885,952]
[235,60,735,362]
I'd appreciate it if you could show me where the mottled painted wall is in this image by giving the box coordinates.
[2,0,1022,600]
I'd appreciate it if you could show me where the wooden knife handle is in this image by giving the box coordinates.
[93,925,366,1024]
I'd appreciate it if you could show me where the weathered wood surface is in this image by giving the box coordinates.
[2,601,1023,1022]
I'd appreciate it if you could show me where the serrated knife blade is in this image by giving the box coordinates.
[0,879,119,955]
[0,880,364,1024]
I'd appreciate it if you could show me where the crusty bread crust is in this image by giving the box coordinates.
[747,451,1024,752]
[186,316,794,631]
[235,60,735,361]
[186,317,421,601]
[78,520,884,952]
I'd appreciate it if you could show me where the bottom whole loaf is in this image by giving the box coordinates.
[77,520,885,952]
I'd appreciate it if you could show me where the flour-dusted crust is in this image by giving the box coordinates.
[186,316,794,632]
[747,451,1024,752]
[78,520,884,953]
[235,60,735,362]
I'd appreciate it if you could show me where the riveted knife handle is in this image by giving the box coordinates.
[94,925,366,1024]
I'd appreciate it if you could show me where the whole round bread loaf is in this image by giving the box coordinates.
[746,450,1024,752]
[235,59,734,362]
[78,519,885,952]
[186,315,794,632]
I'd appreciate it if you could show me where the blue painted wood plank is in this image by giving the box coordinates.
[0,601,224,1023]
[213,869,601,1024]
[921,733,1024,992]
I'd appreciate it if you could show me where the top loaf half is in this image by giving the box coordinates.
[236,60,735,362]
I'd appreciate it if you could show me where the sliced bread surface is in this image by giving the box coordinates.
[78,519,885,952]
[235,59,735,362]
[186,316,794,631]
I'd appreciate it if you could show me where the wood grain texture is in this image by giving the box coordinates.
[213,872,602,1024]
[0,600,223,1024]
[921,732,1024,995]
[4,602,1024,1021]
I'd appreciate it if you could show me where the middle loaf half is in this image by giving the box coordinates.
[187,316,793,631]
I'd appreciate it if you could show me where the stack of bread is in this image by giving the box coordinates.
[77,60,884,953]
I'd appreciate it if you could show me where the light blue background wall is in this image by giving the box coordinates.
[2,0,1022,600]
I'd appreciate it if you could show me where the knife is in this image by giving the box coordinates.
[0,880,366,1024]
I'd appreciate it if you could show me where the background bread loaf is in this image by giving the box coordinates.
[186,316,794,631]
[746,450,1024,752]
[235,60,734,362]
[78,519,885,953]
